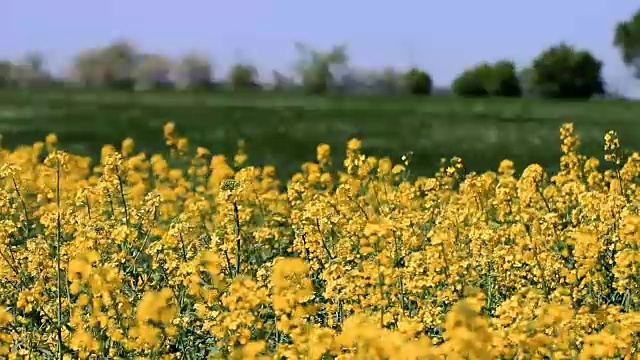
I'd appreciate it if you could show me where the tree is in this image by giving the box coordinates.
[229,63,259,90]
[100,39,139,90]
[531,43,604,99]
[271,70,296,92]
[133,53,173,90]
[452,61,520,97]
[22,52,45,76]
[294,43,349,94]
[10,52,51,88]
[517,66,535,97]
[614,8,640,77]
[174,52,213,90]
[0,61,12,88]
[489,60,521,97]
[380,67,403,95]
[334,67,373,95]
[69,40,139,90]
[70,48,108,87]
[452,63,493,97]
[403,68,433,95]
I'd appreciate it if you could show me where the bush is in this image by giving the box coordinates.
[403,68,433,95]
[531,43,604,99]
[452,61,521,97]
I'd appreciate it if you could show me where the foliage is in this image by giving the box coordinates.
[71,43,216,92]
[271,70,296,92]
[489,60,521,97]
[334,67,403,96]
[99,40,139,90]
[133,53,173,91]
[0,61,11,87]
[294,43,349,94]
[0,53,52,89]
[229,63,260,90]
[3,34,630,100]
[0,121,638,357]
[452,63,492,97]
[452,61,521,97]
[380,67,404,95]
[403,68,433,95]
[517,66,535,97]
[68,40,140,90]
[614,8,640,77]
[70,48,109,88]
[531,43,604,99]
[174,52,214,91]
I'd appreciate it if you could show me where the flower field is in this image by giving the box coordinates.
[0,121,639,358]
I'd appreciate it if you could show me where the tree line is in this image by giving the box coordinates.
[3,8,640,100]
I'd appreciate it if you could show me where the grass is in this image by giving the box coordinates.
[0,88,638,178]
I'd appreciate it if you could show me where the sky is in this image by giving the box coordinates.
[4,1,640,95]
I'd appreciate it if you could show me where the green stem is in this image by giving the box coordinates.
[55,159,64,360]
[12,177,30,235]
[233,200,241,276]
[115,165,129,226]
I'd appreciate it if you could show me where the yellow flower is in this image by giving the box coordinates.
[176,137,189,152]
[45,133,58,147]
[121,137,135,156]
[0,307,12,326]
[163,122,176,138]
[347,138,362,152]
[196,146,210,158]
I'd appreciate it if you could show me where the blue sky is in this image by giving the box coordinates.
[5,0,640,94]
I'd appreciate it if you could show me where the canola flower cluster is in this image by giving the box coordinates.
[0,122,638,359]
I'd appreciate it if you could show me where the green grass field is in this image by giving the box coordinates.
[0,89,638,178]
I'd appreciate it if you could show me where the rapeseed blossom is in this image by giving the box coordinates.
[0,122,637,358]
